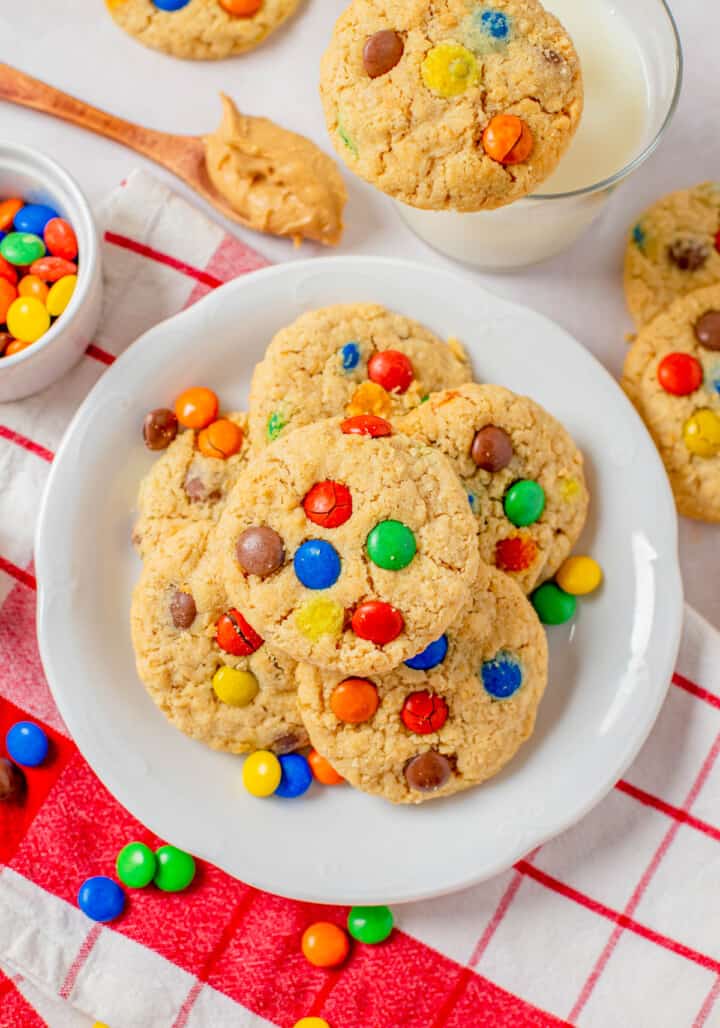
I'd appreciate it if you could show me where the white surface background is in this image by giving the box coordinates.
[1,0,717,624]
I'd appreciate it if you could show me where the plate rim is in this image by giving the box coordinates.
[35,255,684,904]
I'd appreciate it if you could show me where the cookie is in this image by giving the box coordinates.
[247,304,471,449]
[622,284,720,522]
[296,566,548,804]
[215,417,481,675]
[134,412,249,559]
[624,183,720,329]
[106,0,301,60]
[396,383,589,591]
[319,0,583,211]
[131,522,307,754]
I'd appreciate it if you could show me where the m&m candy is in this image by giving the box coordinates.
[346,381,392,418]
[482,115,534,164]
[7,297,51,343]
[44,218,78,261]
[340,414,392,437]
[174,387,219,429]
[295,598,345,642]
[13,203,58,236]
[531,582,577,625]
[154,845,196,892]
[275,753,313,798]
[6,721,49,767]
[78,876,126,923]
[30,256,77,282]
[657,352,703,396]
[504,480,545,527]
[0,280,15,323]
[197,418,244,459]
[0,198,22,232]
[294,539,342,589]
[556,555,603,596]
[216,609,263,655]
[495,534,538,573]
[294,1020,331,1028]
[683,409,720,457]
[481,652,523,699]
[1,232,45,266]
[308,748,344,785]
[351,600,404,645]
[303,480,352,528]
[347,905,394,944]
[0,757,25,802]
[401,691,449,734]
[243,750,282,796]
[301,922,350,968]
[116,842,157,889]
[46,275,77,317]
[366,520,416,571]
[18,275,49,303]
[330,678,379,723]
[212,666,259,706]
[404,634,448,670]
[367,349,414,393]
[219,0,263,14]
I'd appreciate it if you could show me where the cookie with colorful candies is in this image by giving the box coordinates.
[247,304,470,450]
[395,382,589,592]
[296,567,548,804]
[215,416,480,676]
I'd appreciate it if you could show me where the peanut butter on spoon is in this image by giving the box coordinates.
[204,94,347,247]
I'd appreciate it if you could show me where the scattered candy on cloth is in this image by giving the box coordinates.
[0,170,719,1028]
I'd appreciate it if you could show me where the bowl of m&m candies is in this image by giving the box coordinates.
[0,142,102,401]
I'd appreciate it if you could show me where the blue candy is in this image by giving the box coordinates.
[13,204,59,236]
[340,341,361,371]
[480,9,510,39]
[0,231,5,243]
[480,651,523,699]
[78,876,126,923]
[405,634,449,671]
[275,753,313,798]
[151,0,192,9]
[294,540,341,590]
[6,721,49,767]
[632,223,646,251]
[709,362,720,396]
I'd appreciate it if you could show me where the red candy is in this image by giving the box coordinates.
[216,609,263,656]
[715,229,720,255]
[657,352,703,396]
[351,600,404,645]
[43,218,78,262]
[367,350,414,394]
[303,480,353,528]
[0,255,18,288]
[495,534,538,573]
[401,691,449,735]
[30,256,78,283]
[340,414,393,437]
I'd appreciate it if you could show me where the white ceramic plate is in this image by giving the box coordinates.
[36,258,683,905]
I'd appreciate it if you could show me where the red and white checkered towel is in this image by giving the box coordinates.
[1,170,719,1028]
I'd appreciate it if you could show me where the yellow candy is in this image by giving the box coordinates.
[295,598,345,642]
[683,409,720,458]
[242,750,281,797]
[46,274,77,317]
[558,476,581,502]
[556,555,603,596]
[93,1022,110,1028]
[346,381,391,418]
[6,296,50,343]
[294,1020,331,1028]
[421,43,479,98]
[212,666,259,707]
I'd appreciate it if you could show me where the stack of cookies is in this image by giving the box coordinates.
[131,303,589,804]
[622,184,720,522]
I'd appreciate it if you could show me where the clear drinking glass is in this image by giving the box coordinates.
[396,0,683,270]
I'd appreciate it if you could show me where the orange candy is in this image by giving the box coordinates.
[0,279,17,323]
[308,748,344,785]
[0,255,18,288]
[330,678,379,724]
[219,0,263,14]
[301,922,350,968]
[197,418,244,459]
[174,387,219,430]
[0,198,22,232]
[482,115,533,165]
[18,275,49,303]
[5,339,31,357]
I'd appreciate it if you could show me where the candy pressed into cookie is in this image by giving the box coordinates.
[247,304,471,449]
[320,0,583,211]
[624,183,720,329]
[106,0,302,60]
[134,411,249,559]
[296,566,548,804]
[622,284,720,522]
[215,417,481,675]
[396,383,589,591]
[131,523,307,754]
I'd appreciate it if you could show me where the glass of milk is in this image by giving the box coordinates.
[397,0,683,270]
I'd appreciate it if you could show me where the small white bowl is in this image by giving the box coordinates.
[0,142,102,401]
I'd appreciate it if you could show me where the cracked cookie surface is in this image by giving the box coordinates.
[320,0,583,211]
[396,383,588,591]
[248,304,471,449]
[215,417,481,675]
[624,183,720,330]
[296,566,548,804]
[106,0,302,59]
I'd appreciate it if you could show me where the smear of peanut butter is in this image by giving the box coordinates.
[204,94,347,246]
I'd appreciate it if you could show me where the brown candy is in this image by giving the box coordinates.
[694,310,720,351]
[471,425,513,471]
[363,30,404,79]
[236,525,285,577]
[184,473,221,503]
[271,732,303,755]
[667,237,710,271]
[404,750,453,792]
[143,408,178,451]
[170,590,196,630]
[0,757,25,802]
[542,48,563,64]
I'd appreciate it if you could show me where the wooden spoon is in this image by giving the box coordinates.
[0,62,313,241]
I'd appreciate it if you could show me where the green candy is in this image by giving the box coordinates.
[347,905,394,944]
[336,115,358,157]
[116,842,157,889]
[366,519,416,571]
[531,582,577,625]
[0,232,46,266]
[153,845,196,893]
[504,479,545,527]
[267,411,285,441]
